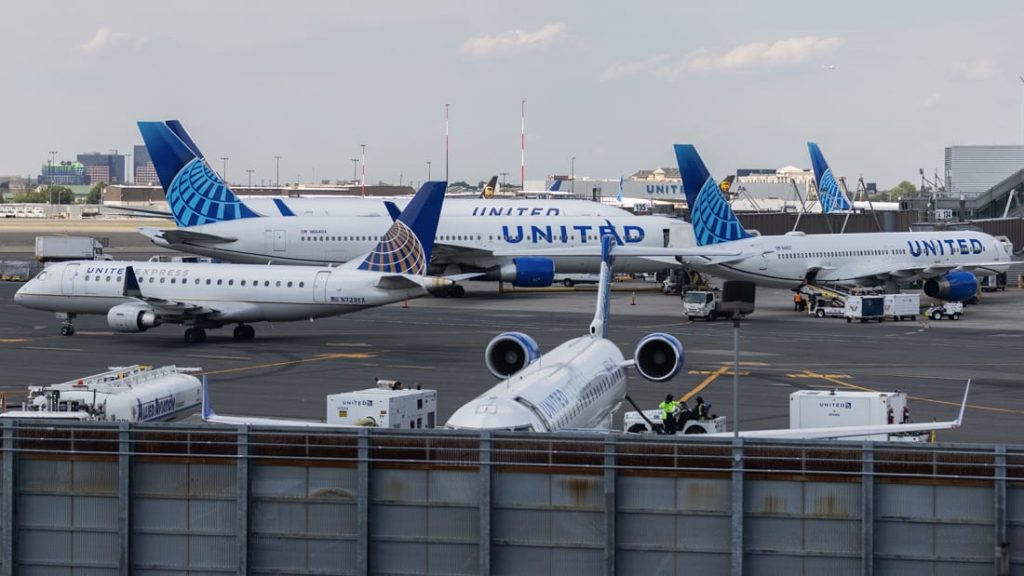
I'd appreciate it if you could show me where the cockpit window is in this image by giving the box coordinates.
[35,272,47,280]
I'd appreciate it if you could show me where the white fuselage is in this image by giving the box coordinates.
[149,215,695,275]
[14,260,429,325]
[240,197,633,219]
[683,230,1012,287]
[445,336,627,432]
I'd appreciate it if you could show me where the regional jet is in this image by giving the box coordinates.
[136,120,695,294]
[674,144,1012,300]
[14,182,453,343]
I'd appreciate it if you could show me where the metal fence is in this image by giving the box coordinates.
[0,420,1019,575]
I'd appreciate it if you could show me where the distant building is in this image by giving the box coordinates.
[77,153,126,184]
[134,145,158,186]
[41,161,88,185]
[945,145,1024,200]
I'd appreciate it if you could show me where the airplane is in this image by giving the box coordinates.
[14,181,454,343]
[136,120,697,294]
[808,142,853,213]
[444,234,691,431]
[673,144,1012,299]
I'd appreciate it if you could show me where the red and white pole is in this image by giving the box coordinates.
[445,103,450,184]
[520,99,526,187]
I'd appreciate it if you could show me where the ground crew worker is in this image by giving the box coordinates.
[794,292,802,311]
[887,407,895,424]
[659,394,679,434]
[695,396,709,420]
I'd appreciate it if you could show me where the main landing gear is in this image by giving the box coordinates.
[233,324,255,341]
[184,327,207,344]
[59,313,76,336]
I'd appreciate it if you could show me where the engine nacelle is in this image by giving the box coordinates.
[484,331,541,379]
[924,271,978,302]
[633,333,684,382]
[107,303,162,333]
[493,257,555,287]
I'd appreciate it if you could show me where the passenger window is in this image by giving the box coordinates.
[241,280,246,286]
[170,278,176,284]
[228,280,234,286]
[287,281,293,287]
[217,279,223,285]
[276,281,281,287]
[160,278,165,283]
[299,282,305,288]
[85,275,91,281]
[206,279,211,285]
[149,277,155,283]
[264,281,270,287]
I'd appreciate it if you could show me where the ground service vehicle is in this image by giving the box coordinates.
[790,389,918,441]
[623,409,727,434]
[925,301,963,320]
[326,380,437,429]
[35,236,110,262]
[981,273,1007,292]
[884,293,920,320]
[682,290,722,320]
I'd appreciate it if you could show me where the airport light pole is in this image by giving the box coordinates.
[360,144,366,197]
[427,161,432,181]
[245,169,254,187]
[274,156,283,186]
[445,103,450,184]
[571,156,576,196]
[500,172,508,188]
[351,158,359,183]
[48,150,58,205]
[220,157,229,184]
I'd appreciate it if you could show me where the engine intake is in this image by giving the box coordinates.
[485,332,540,379]
[107,303,162,333]
[634,333,684,382]
[924,271,978,302]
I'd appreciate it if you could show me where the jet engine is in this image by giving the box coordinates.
[107,303,162,333]
[923,271,978,302]
[485,331,541,379]
[633,333,684,382]
[490,257,555,287]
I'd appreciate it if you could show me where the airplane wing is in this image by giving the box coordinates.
[107,205,175,219]
[121,266,251,321]
[431,242,494,261]
[138,227,237,245]
[704,381,970,440]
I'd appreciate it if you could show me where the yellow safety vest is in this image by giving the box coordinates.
[659,401,677,420]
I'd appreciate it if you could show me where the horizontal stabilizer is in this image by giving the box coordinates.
[374,275,423,291]
[142,227,237,245]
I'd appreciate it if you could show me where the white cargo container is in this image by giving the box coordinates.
[883,293,920,320]
[34,236,110,262]
[326,380,437,429]
[790,390,910,441]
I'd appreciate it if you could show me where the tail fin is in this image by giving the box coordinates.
[549,179,562,192]
[674,144,753,246]
[588,234,615,338]
[481,175,497,198]
[807,142,852,213]
[137,120,259,227]
[201,375,215,419]
[356,181,446,274]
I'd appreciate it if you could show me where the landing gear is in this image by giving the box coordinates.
[450,284,465,298]
[58,313,76,336]
[233,324,255,341]
[184,327,207,344]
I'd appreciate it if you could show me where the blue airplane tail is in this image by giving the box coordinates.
[549,179,562,191]
[200,375,215,419]
[807,142,852,213]
[356,181,446,275]
[674,144,753,246]
[137,120,260,227]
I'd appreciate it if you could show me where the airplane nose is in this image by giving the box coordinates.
[13,285,24,305]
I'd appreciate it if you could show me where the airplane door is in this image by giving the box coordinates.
[662,229,670,248]
[760,253,768,270]
[312,271,330,303]
[60,263,79,294]
[273,230,286,252]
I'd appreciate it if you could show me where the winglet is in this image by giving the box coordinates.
[383,201,402,222]
[356,181,446,275]
[673,144,752,246]
[137,120,260,227]
[588,234,616,339]
[201,375,215,419]
[123,266,142,298]
[807,142,852,213]
[954,379,970,428]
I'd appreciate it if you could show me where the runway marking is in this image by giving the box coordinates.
[790,370,1024,415]
[0,338,27,343]
[689,369,750,376]
[788,373,850,379]
[23,346,85,352]
[679,365,729,403]
[325,342,373,347]
[199,352,376,376]
[187,354,253,361]
[74,331,114,336]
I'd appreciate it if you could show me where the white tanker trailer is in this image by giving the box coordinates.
[1,365,201,422]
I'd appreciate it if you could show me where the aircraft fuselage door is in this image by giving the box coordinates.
[662,228,670,248]
[61,263,79,295]
[273,230,286,252]
[312,271,330,303]
[760,253,768,270]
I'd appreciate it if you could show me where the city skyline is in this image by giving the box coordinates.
[2,2,1023,189]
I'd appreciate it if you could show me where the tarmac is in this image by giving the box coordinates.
[1,219,1022,444]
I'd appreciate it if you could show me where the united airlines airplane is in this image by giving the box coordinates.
[808,142,853,213]
[136,121,694,293]
[14,182,453,343]
[445,235,689,432]
[674,144,1012,300]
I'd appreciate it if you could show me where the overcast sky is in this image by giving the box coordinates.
[2,1,1022,189]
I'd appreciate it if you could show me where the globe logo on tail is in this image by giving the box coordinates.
[357,221,427,275]
[817,168,851,213]
[691,176,753,246]
[167,158,257,226]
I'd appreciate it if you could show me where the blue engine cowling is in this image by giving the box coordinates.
[633,333,685,382]
[924,271,978,302]
[485,331,541,379]
[495,257,555,287]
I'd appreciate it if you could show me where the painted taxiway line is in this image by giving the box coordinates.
[199,352,376,376]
